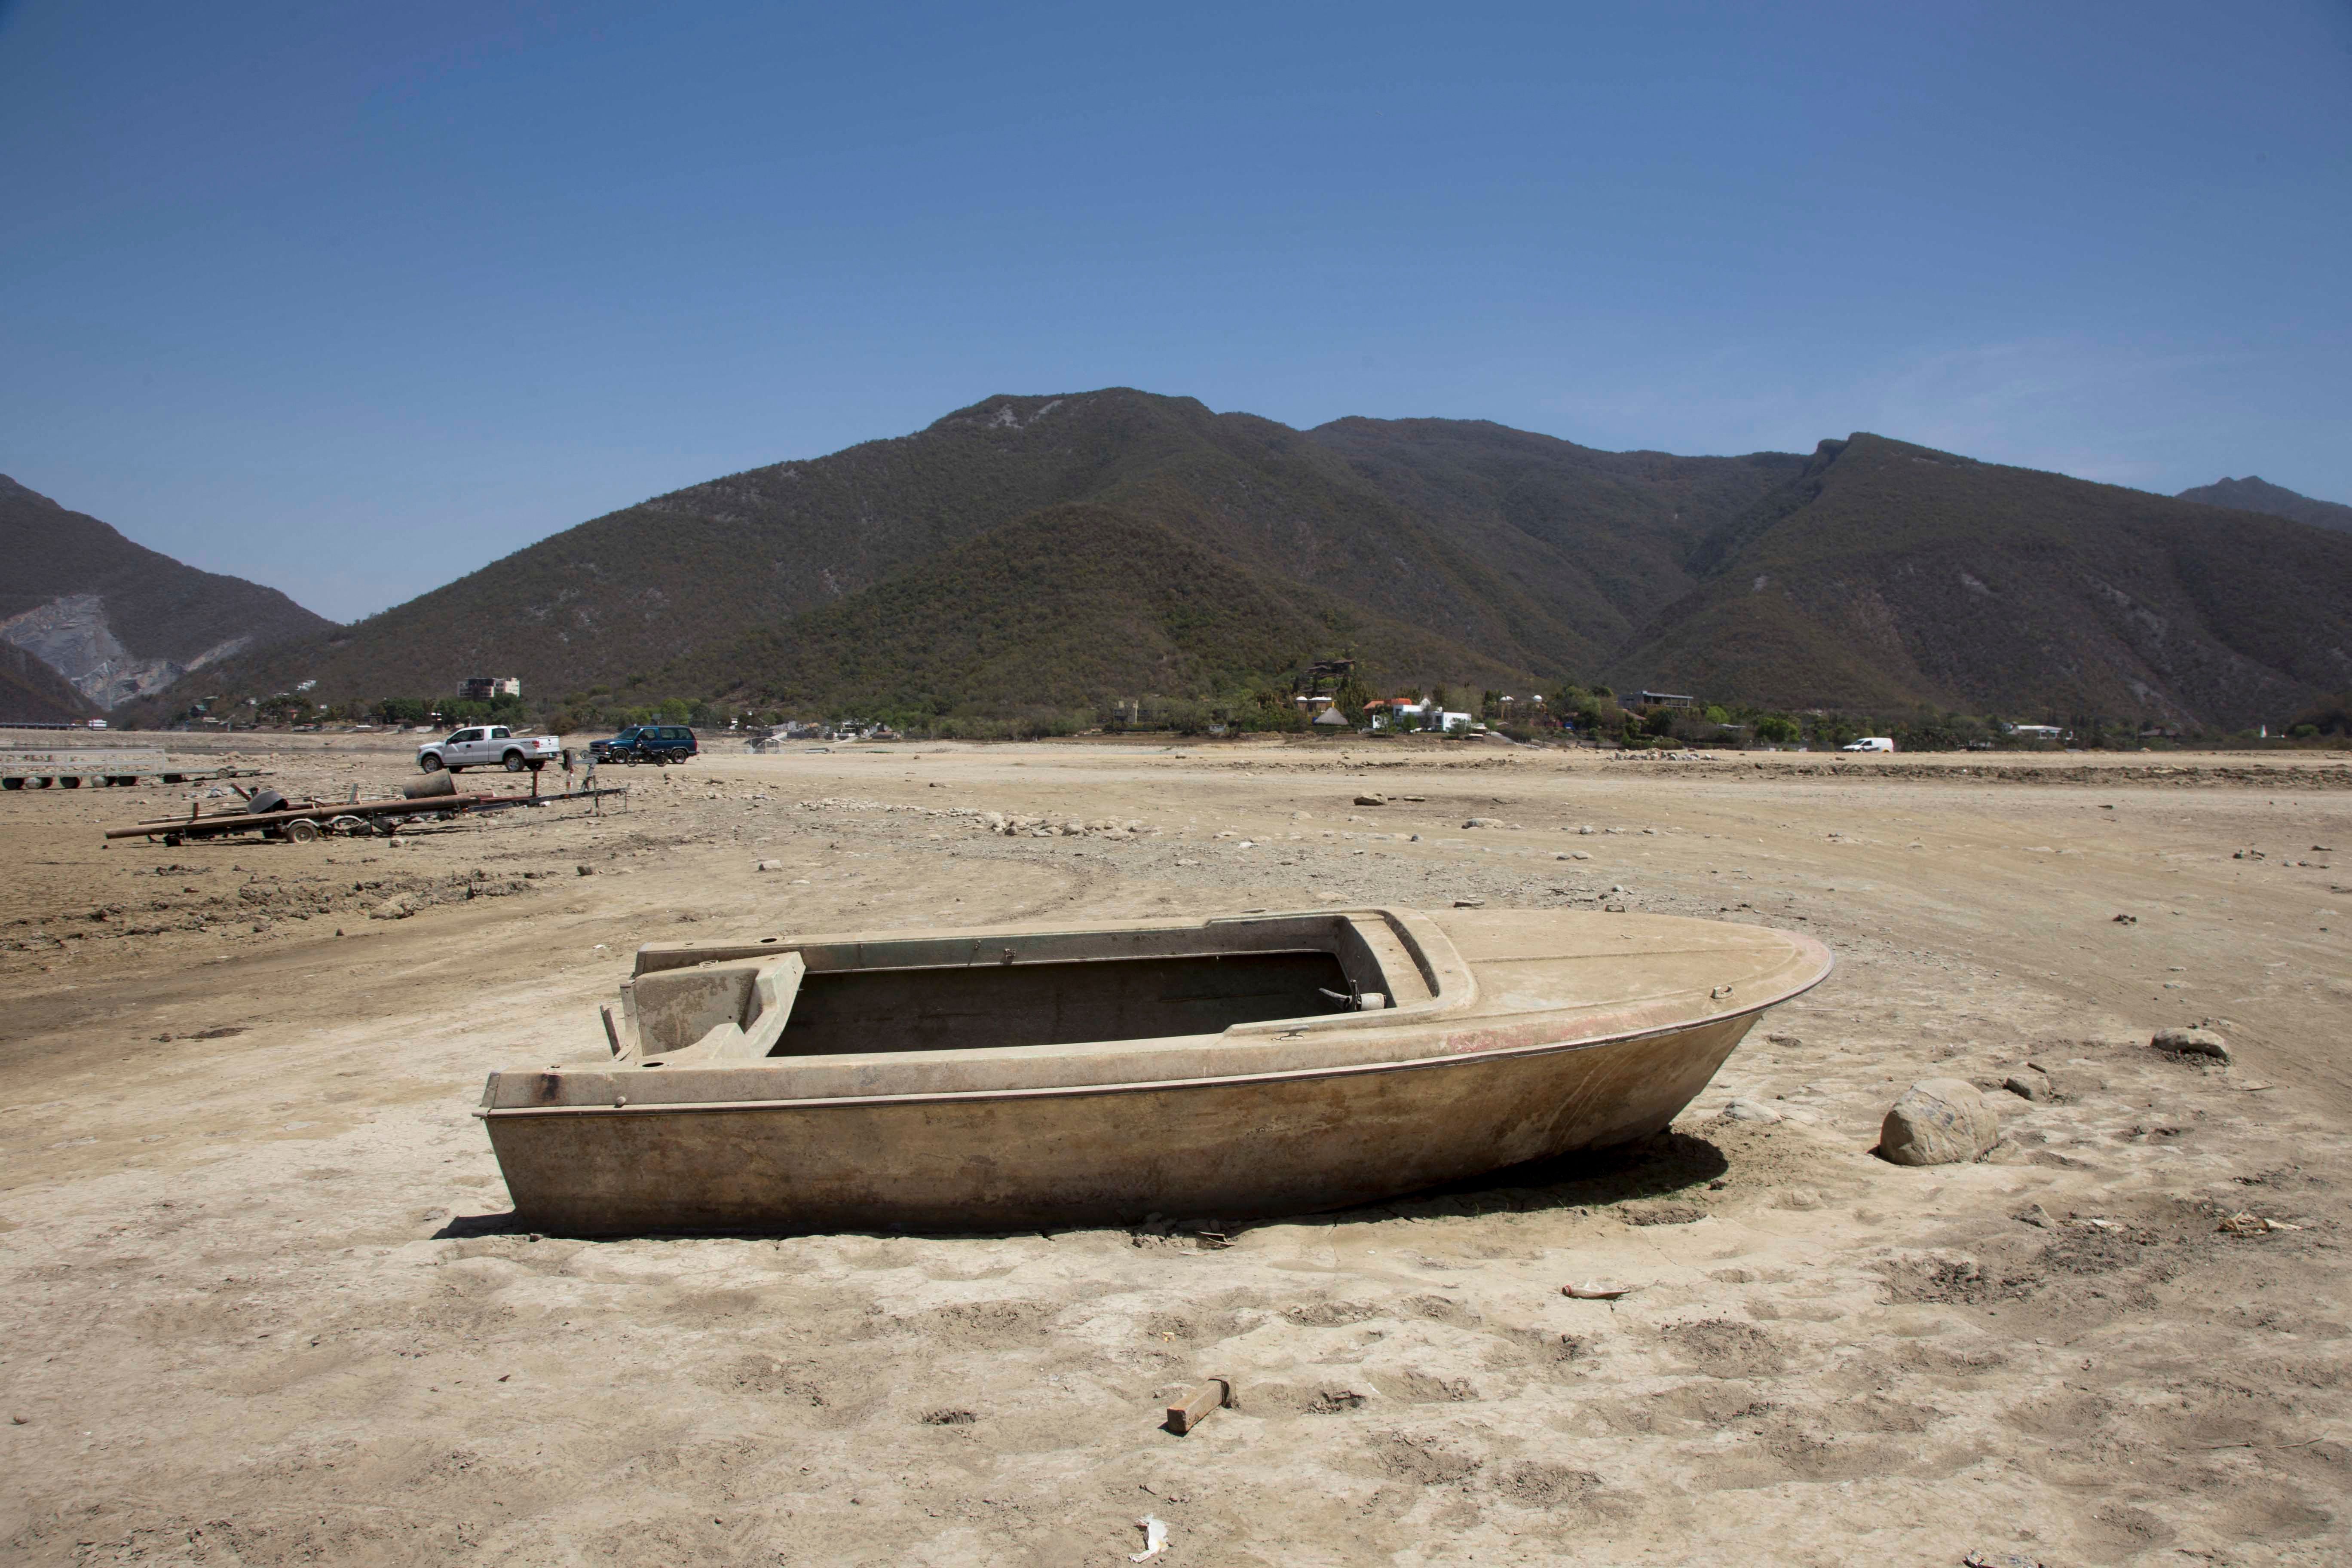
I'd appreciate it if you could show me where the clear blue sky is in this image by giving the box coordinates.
[4,1,2348,622]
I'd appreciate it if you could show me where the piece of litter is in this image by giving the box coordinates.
[1130,1515,1169,1560]
[1562,1279,1635,1299]
[1165,1376,1231,1434]
[2219,1211,2301,1235]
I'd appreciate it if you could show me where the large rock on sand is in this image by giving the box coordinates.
[1879,1079,2000,1166]
[2152,1027,2230,1063]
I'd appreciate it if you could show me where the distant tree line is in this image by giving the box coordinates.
[180,668,2352,752]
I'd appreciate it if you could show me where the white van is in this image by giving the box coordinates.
[1840,736,1895,753]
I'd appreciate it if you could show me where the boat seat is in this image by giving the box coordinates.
[621,952,805,1065]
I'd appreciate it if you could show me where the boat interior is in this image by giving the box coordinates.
[603,910,1453,1068]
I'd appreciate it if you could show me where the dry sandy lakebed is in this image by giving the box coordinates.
[3,734,2349,1566]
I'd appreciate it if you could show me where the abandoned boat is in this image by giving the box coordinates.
[476,906,1832,1234]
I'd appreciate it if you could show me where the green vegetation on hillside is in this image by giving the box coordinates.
[618,503,1531,732]
[2176,476,2352,537]
[1604,433,2352,726]
[98,395,2352,735]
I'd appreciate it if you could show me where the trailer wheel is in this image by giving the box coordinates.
[286,818,321,843]
[1,777,20,790]
[162,833,182,847]
[61,775,80,789]
[503,750,526,772]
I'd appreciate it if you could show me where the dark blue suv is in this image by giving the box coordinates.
[589,724,698,766]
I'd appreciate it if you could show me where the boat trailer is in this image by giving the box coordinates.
[104,781,629,845]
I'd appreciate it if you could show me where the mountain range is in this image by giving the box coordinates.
[0,475,333,713]
[9,392,2351,731]
[2175,475,2352,537]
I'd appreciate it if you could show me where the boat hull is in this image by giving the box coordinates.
[487,1010,1756,1234]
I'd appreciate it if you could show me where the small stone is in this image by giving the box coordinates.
[2111,912,2138,925]
[1570,850,1590,860]
[1878,1078,2001,1166]
[1353,794,1386,806]
[1720,1099,1783,1123]
[1453,897,1486,908]
[1464,817,1502,829]
[1577,825,1596,835]
[2152,1027,2230,1064]
[2002,1068,2053,1102]
[755,859,784,872]
[1561,1279,1635,1299]
[576,864,594,876]
[2014,1203,2056,1228]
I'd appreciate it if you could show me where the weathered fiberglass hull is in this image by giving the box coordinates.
[477,907,1832,1235]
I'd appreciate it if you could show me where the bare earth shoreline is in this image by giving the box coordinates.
[3,735,2347,1565]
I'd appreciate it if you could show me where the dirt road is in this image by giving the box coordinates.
[3,735,2346,1564]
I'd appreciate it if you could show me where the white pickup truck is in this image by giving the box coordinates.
[416,725,562,774]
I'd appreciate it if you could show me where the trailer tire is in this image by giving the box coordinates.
[162,833,181,847]
[285,818,321,843]
[503,750,526,772]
